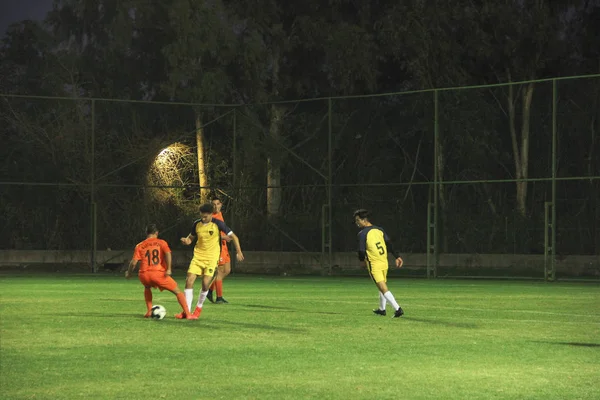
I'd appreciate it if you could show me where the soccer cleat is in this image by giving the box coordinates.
[207,290,215,303]
[186,313,199,320]
[215,297,229,304]
[174,312,187,319]
[192,306,203,318]
[143,311,152,318]
[393,307,405,318]
[372,309,386,316]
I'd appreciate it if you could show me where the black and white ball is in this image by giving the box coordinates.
[150,305,167,320]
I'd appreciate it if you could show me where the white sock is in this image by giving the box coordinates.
[379,292,387,311]
[185,289,194,312]
[383,291,400,310]
[196,290,208,309]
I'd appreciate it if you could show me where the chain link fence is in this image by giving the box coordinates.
[1,75,599,277]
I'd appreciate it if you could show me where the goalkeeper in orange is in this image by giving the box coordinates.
[354,209,405,318]
[125,224,194,319]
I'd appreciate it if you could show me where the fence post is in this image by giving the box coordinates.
[548,79,557,281]
[432,90,440,278]
[231,108,237,274]
[90,99,97,273]
[326,98,333,274]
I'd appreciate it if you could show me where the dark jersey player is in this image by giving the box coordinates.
[354,209,405,318]
[178,203,244,319]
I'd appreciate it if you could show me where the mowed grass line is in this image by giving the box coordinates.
[0,274,598,400]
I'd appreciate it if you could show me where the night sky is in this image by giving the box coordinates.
[0,0,52,35]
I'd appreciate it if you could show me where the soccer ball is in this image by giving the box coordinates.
[150,305,167,320]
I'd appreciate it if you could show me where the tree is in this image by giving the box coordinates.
[225,0,387,222]
[475,1,568,218]
[161,0,237,202]
[387,1,568,227]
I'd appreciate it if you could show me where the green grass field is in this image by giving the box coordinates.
[1,272,599,399]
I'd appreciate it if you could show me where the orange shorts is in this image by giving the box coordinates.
[138,270,178,292]
[219,243,231,266]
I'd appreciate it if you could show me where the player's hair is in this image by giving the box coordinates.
[211,195,222,203]
[146,224,159,235]
[353,209,370,221]
[199,203,214,214]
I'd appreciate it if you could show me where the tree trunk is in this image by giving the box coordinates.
[267,49,283,219]
[195,113,209,203]
[508,80,534,217]
[267,103,284,219]
[517,83,534,217]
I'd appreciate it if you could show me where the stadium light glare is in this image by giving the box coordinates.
[149,143,193,186]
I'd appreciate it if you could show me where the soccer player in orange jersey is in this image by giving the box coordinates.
[207,196,232,304]
[125,224,195,319]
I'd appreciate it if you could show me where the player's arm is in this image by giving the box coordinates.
[158,239,173,276]
[214,220,244,261]
[384,232,403,268]
[180,221,198,245]
[227,233,244,261]
[126,245,143,278]
[357,230,367,268]
[125,255,140,279]
[180,234,194,245]
[164,251,173,276]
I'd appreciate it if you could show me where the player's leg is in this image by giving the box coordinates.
[373,269,404,317]
[207,280,216,303]
[143,286,153,317]
[373,291,387,316]
[138,272,153,317]
[370,269,388,316]
[192,266,217,318]
[176,270,198,318]
[210,248,231,303]
[183,273,198,312]
[183,258,203,313]
[162,276,194,319]
[215,260,231,304]
[366,262,387,316]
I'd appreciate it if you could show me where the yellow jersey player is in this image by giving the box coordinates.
[177,203,244,319]
[354,209,404,318]
[207,195,232,304]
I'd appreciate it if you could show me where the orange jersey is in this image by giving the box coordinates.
[212,212,229,246]
[133,237,171,273]
[212,211,224,222]
[212,211,231,265]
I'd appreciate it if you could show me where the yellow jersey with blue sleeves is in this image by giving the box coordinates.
[189,218,232,262]
[357,225,397,270]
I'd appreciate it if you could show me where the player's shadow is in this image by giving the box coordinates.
[179,318,308,333]
[532,341,600,348]
[97,298,134,301]
[241,304,342,315]
[65,312,307,333]
[243,304,295,311]
[403,316,478,329]
[49,312,139,319]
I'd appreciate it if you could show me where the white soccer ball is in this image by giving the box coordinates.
[151,305,166,320]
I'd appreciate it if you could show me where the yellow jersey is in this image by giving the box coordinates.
[357,225,396,270]
[188,218,232,262]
